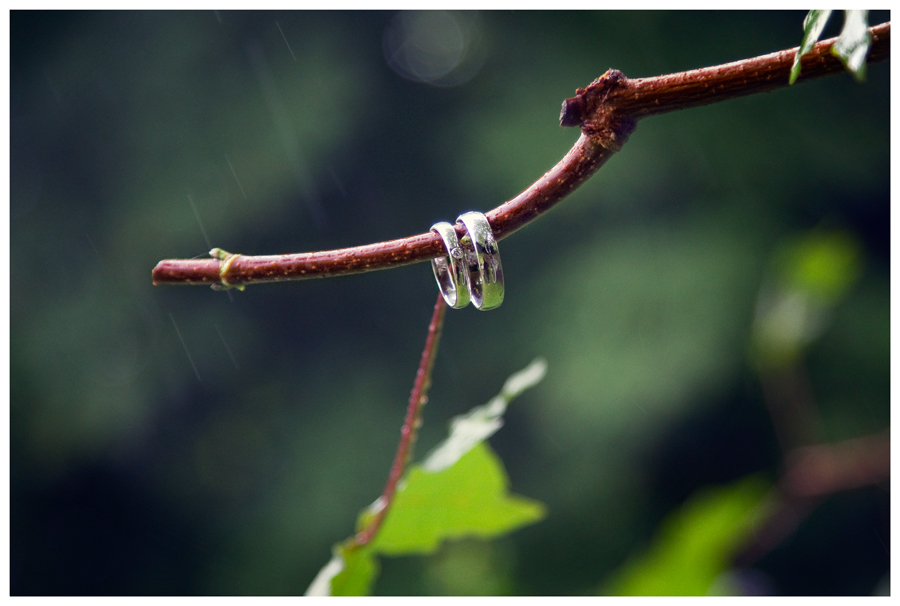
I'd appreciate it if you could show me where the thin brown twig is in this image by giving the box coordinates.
[780,429,890,499]
[352,291,447,547]
[152,21,890,289]
[734,429,890,567]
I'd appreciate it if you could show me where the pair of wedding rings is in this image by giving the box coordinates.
[430,211,504,311]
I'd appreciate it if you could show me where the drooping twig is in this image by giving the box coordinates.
[352,291,447,547]
[780,430,890,499]
[734,429,890,567]
[733,276,890,569]
[152,22,890,289]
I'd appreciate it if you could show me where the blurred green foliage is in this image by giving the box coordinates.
[601,476,771,596]
[778,230,861,302]
[10,11,889,595]
[752,230,863,367]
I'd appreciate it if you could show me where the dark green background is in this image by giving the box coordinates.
[10,11,890,595]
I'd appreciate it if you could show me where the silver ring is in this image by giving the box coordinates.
[457,211,504,311]
[430,221,470,309]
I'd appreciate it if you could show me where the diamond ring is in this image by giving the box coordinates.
[457,211,504,311]
[430,221,471,309]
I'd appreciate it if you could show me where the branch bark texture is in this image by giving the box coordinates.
[152,21,890,289]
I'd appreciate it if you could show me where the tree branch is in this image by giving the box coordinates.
[152,21,890,289]
[562,21,890,127]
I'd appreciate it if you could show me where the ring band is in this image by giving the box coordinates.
[430,221,471,309]
[457,211,504,311]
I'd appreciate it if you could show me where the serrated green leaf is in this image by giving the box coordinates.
[790,10,832,84]
[305,358,549,596]
[833,10,871,82]
[601,476,772,596]
[371,442,546,555]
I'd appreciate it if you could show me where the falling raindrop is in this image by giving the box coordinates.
[187,194,212,250]
[246,39,327,229]
[225,154,248,201]
[170,314,201,382]
[275,21,297,62]
[215,324,240,371]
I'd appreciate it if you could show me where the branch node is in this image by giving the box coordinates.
[559,68,636,151]
[209,248,245,291]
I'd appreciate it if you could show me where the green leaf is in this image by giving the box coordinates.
[305,358,549,595]
[790,10,832,84]
[832,10,871,82]
[330,545,379,596]
[371,442,546,555]
[601,476,772,596]
[305,545,379,596]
